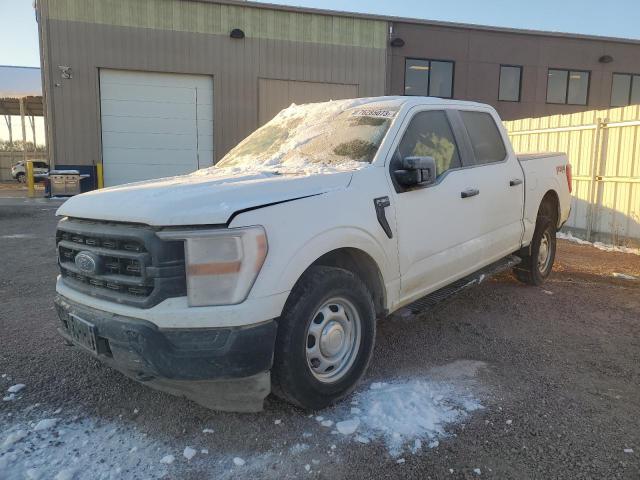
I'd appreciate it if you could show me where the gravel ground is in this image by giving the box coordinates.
[1,199,639,479]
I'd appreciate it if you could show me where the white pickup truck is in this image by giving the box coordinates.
[55,97,571,412]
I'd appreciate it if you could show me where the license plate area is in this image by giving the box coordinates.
[66,313,99,354]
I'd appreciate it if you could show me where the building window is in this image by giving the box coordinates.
[546,69,590,105]
[611,73,640,107]
[498,65,522,102]
[404,58,454,98]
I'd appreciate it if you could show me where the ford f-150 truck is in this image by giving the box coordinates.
[55,97,571,412]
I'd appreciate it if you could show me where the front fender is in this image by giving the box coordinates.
[275,226,394,299]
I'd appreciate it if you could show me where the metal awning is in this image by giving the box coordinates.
[0,66,43,116]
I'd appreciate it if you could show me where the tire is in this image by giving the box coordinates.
[513,213,557,286]
[272,265,376,410]
[16,173,25,183]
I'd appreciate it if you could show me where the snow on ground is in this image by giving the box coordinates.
[612,272,637,281]
[322,360,486,457]
[1,360,487,478]
[0,411,171,480]
[557,231,640,255]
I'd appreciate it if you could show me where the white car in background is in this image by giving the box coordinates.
[11,160,49,183]
[53,96,572,412]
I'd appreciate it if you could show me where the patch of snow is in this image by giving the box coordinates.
[506,419,513,425]
[1,414,171,480]
[320,420,334,427]
[2,429,28,448]
[7,384,25,394]
[336,418,360,435]
[304,464,311,472]
[624,448,634,453]
[396,458,405,464]
[474,468,482,475]
[160,455,175,464]
[314,416,324,422]
[201,448,209,454]
[183,446,197,460]
[274,419,282,425]
[53,469,76,480]
[33,418,58,431]
[202,428,214,433]
[289,443,309,455]
[412,439,422,453]
[557,231,640,255]
[355,435,370,444]
[3,394,15,402]
[233,457,246,466]
[328,362,485,457]
[1,234,36,239]
[350,407,361,415]
[613,272,637,281]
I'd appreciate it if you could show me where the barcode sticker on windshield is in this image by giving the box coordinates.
[351,109,396,119]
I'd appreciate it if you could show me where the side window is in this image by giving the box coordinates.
[459,111,507,164]
[394,110,461,181]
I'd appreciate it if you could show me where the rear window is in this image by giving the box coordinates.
[459,111,507,164]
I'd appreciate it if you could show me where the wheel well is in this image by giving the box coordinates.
[539,190,560,227]
[309,248,387,318]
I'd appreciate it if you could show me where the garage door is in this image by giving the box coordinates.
[99,69,213,187]
[258,79,358,126]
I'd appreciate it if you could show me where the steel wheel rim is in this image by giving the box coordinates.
[538,230,552,273]
[305,297,361,383]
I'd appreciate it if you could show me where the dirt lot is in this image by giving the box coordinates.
[1,199,639,479]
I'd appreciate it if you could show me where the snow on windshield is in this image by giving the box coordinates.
[211,99,398,175]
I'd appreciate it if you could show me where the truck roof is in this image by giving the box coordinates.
[353,96,493,111]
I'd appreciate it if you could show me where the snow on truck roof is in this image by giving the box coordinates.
[328,96,493,110]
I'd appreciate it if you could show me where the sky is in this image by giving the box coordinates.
[1,0,640,68]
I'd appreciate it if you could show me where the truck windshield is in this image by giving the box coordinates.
[216,100,397,173]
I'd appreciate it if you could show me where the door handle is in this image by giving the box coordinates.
[461,188,479,198]
[509,178,523,186]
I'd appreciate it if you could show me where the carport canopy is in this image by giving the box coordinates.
[0,66,44,161]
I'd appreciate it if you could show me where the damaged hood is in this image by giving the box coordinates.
[56,169,354,226]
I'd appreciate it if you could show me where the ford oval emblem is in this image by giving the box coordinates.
[75,251,99,274]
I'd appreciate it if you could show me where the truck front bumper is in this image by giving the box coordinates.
[54,295,277,412]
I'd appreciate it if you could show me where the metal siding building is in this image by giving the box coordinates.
[38,0,388,186]
[36,0,640,188]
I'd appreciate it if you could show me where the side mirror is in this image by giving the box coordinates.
[394,156,437,188]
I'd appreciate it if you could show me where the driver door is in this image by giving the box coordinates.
[388,108,487,304]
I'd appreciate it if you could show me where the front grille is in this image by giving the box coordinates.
[56,218,186,308]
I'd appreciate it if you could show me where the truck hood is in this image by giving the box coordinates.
[57,169,354,226]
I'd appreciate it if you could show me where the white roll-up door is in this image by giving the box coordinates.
[99,69,213,187]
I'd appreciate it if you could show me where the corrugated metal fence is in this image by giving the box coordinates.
[505,105,640,246]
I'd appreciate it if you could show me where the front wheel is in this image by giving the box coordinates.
[513,215,556,285]
[271,266,376,410]
[16,173,25,183]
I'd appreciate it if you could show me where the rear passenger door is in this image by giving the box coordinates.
[453,109,524,262]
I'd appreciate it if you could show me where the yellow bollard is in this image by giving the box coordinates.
[96,163,104,189]
[26,160,35,198]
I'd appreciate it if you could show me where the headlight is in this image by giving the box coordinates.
[158,226,268,306]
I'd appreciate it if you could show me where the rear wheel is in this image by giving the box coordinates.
[16,173,25,183]
[271,266,376,410]
[514,214,557,286]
